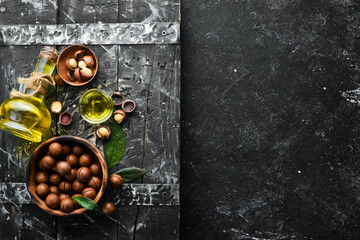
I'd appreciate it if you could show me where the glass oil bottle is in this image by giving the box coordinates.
[0,46,59,142]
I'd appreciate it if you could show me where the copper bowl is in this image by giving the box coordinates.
[57,45,99,86]
[26,136,108,216]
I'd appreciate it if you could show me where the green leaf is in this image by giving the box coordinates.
[71,196,99,210]
[104,120,126,169]
[113,167,147,182]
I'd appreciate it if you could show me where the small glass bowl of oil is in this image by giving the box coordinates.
[79,89,114,124]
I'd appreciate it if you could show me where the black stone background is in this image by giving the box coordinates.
[180,0,360,239]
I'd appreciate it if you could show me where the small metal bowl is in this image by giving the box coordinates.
[25,136,108,217]
[57,45,98,86]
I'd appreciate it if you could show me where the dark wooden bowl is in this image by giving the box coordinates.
[26,136,108,217]
[57,45,98,86]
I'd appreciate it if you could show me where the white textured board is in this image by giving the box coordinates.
[0,23,180,45]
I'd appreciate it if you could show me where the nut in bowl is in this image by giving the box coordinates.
[57,45,99,86]
[26,136,108,216]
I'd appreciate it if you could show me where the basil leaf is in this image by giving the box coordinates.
[71,196,99,210]
[113,167,147,182]
[104,121,126,169]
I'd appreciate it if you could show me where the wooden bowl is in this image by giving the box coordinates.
[57,45,98,86]
[26,136,108,216]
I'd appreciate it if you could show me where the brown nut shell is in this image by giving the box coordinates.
[59,193,71,201]
[60,198,74,213]
[88,176,102,190]
[113,110,126,124]
[79,153,93,167]
[72,144,84,156]
[67,70,76,82]
[74,67,83,81]
[48,142,62,157]
[62,144,72,155]
[56,161,72,176]
[59,111,72,126]
[64,169,77,182]
[102,202,116,216]
[72,194,82,208]
[45,193,60,209]
[82,187,97,200]
[77,167,91,182]
[96,126,111,140]
[49,174,61,185]
[109,174,123,189]
[74,50,86,60]
[72,180,86,193]
[66,154,79,167]
[54,74,65,86]
[121,99,136,113]
[83,55,95,68]
[36,183,50,198]
[49,186,60,195]
[111,92,125,106]
[90,163,102,176]
[59,181,72,193]
[35,171,48,184]
[80,67,93,80]
[39,155,56,171]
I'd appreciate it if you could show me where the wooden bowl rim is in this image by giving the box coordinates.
[26,136,108,217]
[56,45,99,86]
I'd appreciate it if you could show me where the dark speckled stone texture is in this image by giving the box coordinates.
[181,0,360,239]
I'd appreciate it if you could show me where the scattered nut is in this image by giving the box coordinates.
[59,111,72,126]
[113,110,126,124]
[96,126,111,140]
[80,67,93,80]
[54,74,65,86]
[78,60,87,69]
[111,92,125,106]
[83,55,95,68]
[102,202,115,216]
[121,99,136,113]
[74,50,86,60]
[50,101,63,114]
[109,174,123,189]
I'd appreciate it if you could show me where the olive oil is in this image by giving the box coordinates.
[79,89,113,124]
[0,47,58,142]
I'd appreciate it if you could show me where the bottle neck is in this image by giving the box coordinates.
[24,48,58,100]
